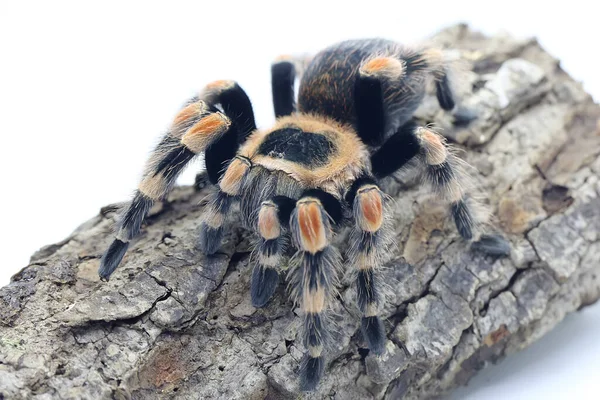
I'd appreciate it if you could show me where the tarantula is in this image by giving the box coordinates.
[98,38,506,391]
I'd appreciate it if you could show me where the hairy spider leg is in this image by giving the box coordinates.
[201,79,257,145]
[238,165,304,306]
[198,155,251,255]
[251,195,296,307]
[271,57,297,117]
[369,119,477,239]
[354,50,457,147]
[345,176,391,355]
[100,80,255,279]
[288,189,343,392]
[354,53,478,240]
[195,81,260,255]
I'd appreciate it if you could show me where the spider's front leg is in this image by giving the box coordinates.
[99,80,256,280]
[191,80,259,255]
[251,195,295,307]
[288,189,343,392]
[345,176,391,355]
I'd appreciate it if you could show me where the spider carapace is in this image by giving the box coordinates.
[98,38,506,391]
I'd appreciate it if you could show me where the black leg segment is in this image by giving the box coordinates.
[250,195,296,308]
[204,80,257,141]
[436,72,455,111]
[204,123,240,185]
[370,120,420,179]
[271,60,296,117]
[354,74,386,147]
[300,188,343,225]
[346,177,390,355]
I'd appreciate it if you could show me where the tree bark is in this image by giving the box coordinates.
[1,24,599,400]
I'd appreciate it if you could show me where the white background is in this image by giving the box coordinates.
[1,1,598,398]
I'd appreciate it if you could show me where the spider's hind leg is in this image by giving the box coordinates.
[372,120,510,256]
[100,80,257,280]
[422,48,457,111]
[196,80,258,255]
[99,102,232,280]
[371,121,480,241]
[415,125,478,239]
[419,48,481,124]
[271,56,297,117]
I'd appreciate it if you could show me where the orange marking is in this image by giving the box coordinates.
[297,200,327,253]
[258,203,280,240]
[364,57,392,72]
[422,129,443,147]
[191,113,228,134]
[139,173,167,200]
[219,157,249,196]
[419,128,447,165]
[361,57,404,79]
[173,103,199,127]
[358,187,383,232]
[181,113,230,153]
[205,79,234,90]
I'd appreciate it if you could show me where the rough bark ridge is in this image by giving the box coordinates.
[1,25,600,400]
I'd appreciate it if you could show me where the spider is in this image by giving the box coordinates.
[98,38,508,391]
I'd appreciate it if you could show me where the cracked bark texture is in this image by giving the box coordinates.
[2,24,600,400]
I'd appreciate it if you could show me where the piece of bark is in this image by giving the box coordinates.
[1,24,599,400]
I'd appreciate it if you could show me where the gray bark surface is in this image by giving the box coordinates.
[1,24,600,400]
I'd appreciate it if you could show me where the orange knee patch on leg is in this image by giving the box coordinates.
[445,180,464,203]
[357,186,383,232]
[181,113,230,153]
[219,156,250,195]
[357,250,377,270]
[172,101,205,130]
[360,57,405,80]
[296,199,328,253]
[417,127,447,166]
[258,202,281,240]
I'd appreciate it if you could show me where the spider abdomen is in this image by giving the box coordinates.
[298,38,440,140]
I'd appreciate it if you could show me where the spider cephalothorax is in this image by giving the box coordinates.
[98,38,507,391]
